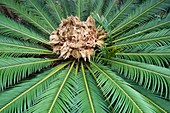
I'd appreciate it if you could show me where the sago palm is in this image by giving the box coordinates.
[0,0,170,113]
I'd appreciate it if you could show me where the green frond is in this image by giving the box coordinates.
[91,0,105,15]
[0,0,170,112]
[24,61,75,113]
[0,62,70,113]
[125,78,170,112]
[111,0,168,35]
[102,58,170,98]
[78,63,111,113]
[92,13,111,35]
[107,0,134,27]
[74,0,91,20]
[47,61,75,113]
[0,47,51,57]
[45,0,64,24]
[0,36,52,57]
[0,0,51,34]
[115,46,170,67]
[0,14,49,44]
[102,0,116,18]
[57,0,75,17]
[0,58,61,91]
[109,29,170,48]
[24,70,72,113]
[23,0,56,31]
[81,62,95,113]
[90,61,160,113]
[86,64,113,112]
[112,13,170,43]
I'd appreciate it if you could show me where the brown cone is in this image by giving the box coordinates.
[49,16,107,61]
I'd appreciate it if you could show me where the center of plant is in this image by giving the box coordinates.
[49,16,107,61]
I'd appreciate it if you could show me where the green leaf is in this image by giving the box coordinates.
[110,29,170,48]
[23,0,56,31]
[90,61,160,113]
[47,61,75,113]
[79,62,96,113]
[115,46,170,67]
[102,58,170,98]
[45,0,64,24]
[74,0,91,20]
[111,0,167,35]
[0,62,70,113]
[24,61,75,113]
[86,64,112,113]
[112,13,170,43]
[57,0,74,17]
[0,14,49,44]
[103,0,116,18]
[92,13,111,35]
[0,58,61,91]
[123,78,170,112]
[91,0,105,15]
[0,0,51,34]
[0,36,52,57]
[108,0,134,26]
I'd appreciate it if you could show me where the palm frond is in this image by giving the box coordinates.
[24,61,75,113]
[109,29,170,48]
[74,0,91,20]
[45,0,64,24]
[124,78,170,112]
[0,36,52,57]
[24,70,72,113]
[86,64,114,112]
[0,62,70,113]
[115,46,170,67]
[0,58,61,91]
[92,13,111,35]
[102,58,170,98]
[0,0,51,34]
[77,62,111,113]
[107,0,134,27]
[57,0,75,17]
[0,0,170,112]
[90,0,105,15]
[23,0,56,31]
[0,47,51,57]
[111,0,168,35]
[80,62,95,113]
[90,61,160,113]
[0,14,49,44]
[102,0,116,18]
[46,61,75,113]
[112,13,170,43]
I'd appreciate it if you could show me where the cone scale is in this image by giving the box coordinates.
[49,16,107,61]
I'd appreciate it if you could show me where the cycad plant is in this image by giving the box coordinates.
[0,0,170,113]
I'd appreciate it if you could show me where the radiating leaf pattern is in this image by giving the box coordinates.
[0,0,170,113]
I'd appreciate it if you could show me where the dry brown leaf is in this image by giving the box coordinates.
[49,16,107,61]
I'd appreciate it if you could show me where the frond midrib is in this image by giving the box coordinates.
[112,20,170,43]
[90,61,143,113]
[0,42,51,52]
[0,22,49,44]
[101,58,170,79]
[116,53,170,56]
[47,61,75,113]
[0,61,71,112]
[28,0,55,31]
[109,35,170,48]
[111,0,164,34]
[81,62,95,113]
[0,58,60,70]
